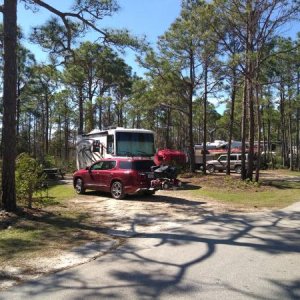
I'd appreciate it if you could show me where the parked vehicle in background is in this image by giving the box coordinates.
[194,140,243,170]
[73,157,156,199]
[206,153,249,174]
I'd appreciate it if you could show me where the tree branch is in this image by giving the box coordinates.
[33,0,108,38]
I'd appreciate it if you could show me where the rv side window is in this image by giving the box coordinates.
[107,135,114,154]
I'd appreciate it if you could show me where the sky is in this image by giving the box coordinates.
[16,0,300,115]
[18,0,182,76]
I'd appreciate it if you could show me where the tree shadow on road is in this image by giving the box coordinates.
[2,201,300,299]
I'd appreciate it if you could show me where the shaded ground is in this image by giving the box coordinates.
[1,196,300,299]
[1,170,299,291]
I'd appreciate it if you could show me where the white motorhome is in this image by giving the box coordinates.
[76,127,155,169]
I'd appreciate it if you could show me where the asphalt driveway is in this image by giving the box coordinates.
[1,200,299,300]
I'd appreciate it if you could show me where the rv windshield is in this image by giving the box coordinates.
[116,132,155,157]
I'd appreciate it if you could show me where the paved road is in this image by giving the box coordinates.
[1,203,300,299]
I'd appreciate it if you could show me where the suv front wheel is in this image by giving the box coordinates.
[75,178,85,194]
[207,165,215,174]
[111,181,125,199]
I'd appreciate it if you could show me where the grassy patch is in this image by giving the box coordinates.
[0,228,44,260]
[35,182,75,207]
[197,188,300,208]
[272,169,300,176]
[188,173,300,209]
[0,182,110,268]
[0,208,107,266]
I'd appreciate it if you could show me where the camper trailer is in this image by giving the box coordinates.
[76,127,155,169]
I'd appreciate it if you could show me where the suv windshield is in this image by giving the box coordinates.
[219,156,227,161]
[119,160,154,171]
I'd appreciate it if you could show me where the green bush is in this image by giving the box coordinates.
[38,155,75,173]
[16,153,45,208]
[40,155,56,168]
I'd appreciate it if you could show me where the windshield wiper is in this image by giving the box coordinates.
[118,151,134,156]
[136,150,150,156]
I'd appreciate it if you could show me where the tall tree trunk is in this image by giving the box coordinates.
[108,98,112,126]
[78,86,84,134]
[188,52,195,172]
[16,77,21,139]
[33,117,37,157]
[241,78,247,180]
[86,98,94,132]
[255,84,262,182]
[296,69,300,170]
[1,0,18,211]
[166,108,171,148]
[288,86,293,170]
[279,82,286,167]
[64,116,69,161]
[58,115,62,158]
[28,113,32,154]
[85,75,94,132]
[45,93,49,155]
[268,118,273,168]
[247,76,255,181]
[226,68,236,175]
[202,61,208,175]
[188,90,195,172]
[288,114,293,170]
[262,107,267,167]
[245,1,255,181]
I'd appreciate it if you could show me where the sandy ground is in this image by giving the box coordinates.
[0,186,227,290]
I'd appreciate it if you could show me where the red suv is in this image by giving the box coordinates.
[73,158,156,199]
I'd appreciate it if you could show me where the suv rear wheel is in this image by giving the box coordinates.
[235,165,242,174]
[111,181,125,199]
[207,164,215,173]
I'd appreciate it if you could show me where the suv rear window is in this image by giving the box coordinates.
[230,155,238,160]
[119,160,154,171]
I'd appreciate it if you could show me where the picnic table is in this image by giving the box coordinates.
[43,168,65,180]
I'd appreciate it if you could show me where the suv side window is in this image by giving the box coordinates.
[230,155,237,161]
[219,155,227,161]
[101,161,116,170]
[91,162,103,170]
[119,161,132,169]
[91,161,116,170]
